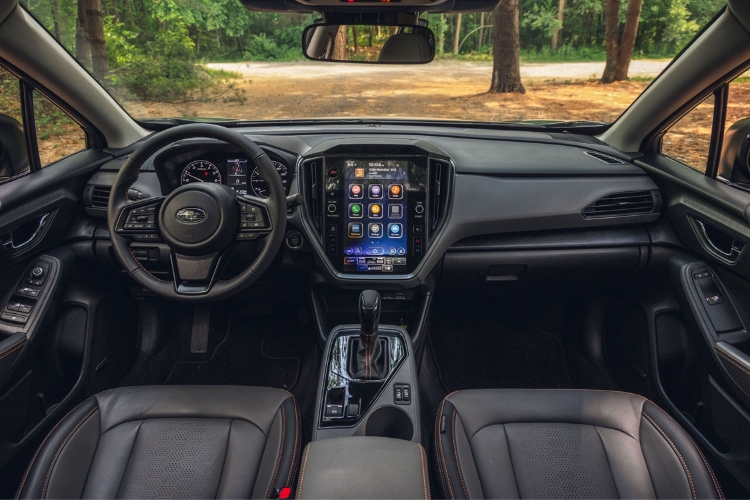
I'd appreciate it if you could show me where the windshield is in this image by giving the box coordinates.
[22,0,726,125]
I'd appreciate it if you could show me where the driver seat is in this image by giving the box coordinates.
[16,386,300,499]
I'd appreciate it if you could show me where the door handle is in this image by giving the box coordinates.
[694,219,745,263]
[0,213,51,253]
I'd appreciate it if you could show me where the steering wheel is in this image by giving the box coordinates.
[107,123,286,301]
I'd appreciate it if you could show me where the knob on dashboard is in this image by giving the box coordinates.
[415,204,424,214]
[327,203,337,213]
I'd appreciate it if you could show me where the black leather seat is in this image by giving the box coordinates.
[17,386,300,499]
[434,389,724,499]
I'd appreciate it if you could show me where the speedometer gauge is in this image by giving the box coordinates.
[250,161,289,198]
[181,160,222,185]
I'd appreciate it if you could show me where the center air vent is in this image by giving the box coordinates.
[89,185,111,208]
[584,150,627,165]
[582,190,660,218]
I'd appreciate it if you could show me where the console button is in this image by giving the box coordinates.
[30,267,46,279]
[18,304,32,314]
[1,312,28,324]
[347,403,360,417]
[325,404,343,417]
[394,383,411,404]
[327,167,338,177]
[26,279,44,286]
[413,225,423,234]
[7,303,20,311]
[327,223,338,234]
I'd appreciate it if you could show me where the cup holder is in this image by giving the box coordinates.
[363,406,414,441]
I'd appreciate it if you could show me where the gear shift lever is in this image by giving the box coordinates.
[359,289,380,339]
[349,290,388,379]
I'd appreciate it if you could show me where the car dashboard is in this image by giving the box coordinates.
[83,124,661,289]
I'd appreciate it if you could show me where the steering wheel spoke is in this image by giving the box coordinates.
[114,197,165,242]
[170,251,223,295]
[236,195,274,240]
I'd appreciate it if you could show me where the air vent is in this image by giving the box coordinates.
[90,185,111,208]
[583,191,659,218]
[429,159,450,234]
[584,150,627,165]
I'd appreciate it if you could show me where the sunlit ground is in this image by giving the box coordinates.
[41,61,750,170]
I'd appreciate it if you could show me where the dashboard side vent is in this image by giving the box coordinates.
[90,185,111,208]
[429,159,451,234]
[583,191,660,218]
[584,150,627,164]
[302,158,322,230]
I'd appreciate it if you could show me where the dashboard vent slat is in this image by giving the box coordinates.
[583,191,659,218]
[583,150,627,165]
[90,185,112,208]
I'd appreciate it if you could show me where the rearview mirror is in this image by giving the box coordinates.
[302,24,435,64]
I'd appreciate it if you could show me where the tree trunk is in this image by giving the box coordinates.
[76,0,92,69]
[601,0,620,83]
[86,0,108,80]
[352,25,358,53]
[614,0,643,80]
[50,0,62,42]
[437,14,445,53]
[453,13,462,54]
[551,0,565,51]
[478,12,485,49]
[489,0,525,93]
[332,25,348,60]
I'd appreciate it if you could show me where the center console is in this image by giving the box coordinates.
[313,290,420,442]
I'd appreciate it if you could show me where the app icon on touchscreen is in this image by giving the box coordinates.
[355,168,365,178]
[389,184,403,199]
[369,185,383,198]
[369,223,383,238]
[369,204,383,218]
[350,184,363,198]
[349,204,363,218]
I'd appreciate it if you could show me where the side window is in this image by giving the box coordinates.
[33,90,86,166]
[662,94,715,173]
[0,67,30,181]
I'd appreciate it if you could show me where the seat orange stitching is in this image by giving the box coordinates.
[16,397,94,500]
[434,398,448,498]
[267,405,286,499]
[41,406,99,499]
[643,412,696,500]
[648,402,724,499]
[418,443,429,500]
[285,400,300,487]
[296,445,311,500]
[452,409,469,499]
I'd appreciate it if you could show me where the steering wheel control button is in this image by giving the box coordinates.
[285,231,304,250]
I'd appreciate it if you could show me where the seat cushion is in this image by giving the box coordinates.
[434,389,724,499]
[16,385,301,499]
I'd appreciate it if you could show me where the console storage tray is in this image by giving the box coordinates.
[297,436,429,500]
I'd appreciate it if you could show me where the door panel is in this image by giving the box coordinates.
[0,149,112,470]
[634,153,750,493]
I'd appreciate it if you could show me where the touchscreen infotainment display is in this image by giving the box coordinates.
[343,160,409,271]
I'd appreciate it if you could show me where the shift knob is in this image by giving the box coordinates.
[359,290,380,338]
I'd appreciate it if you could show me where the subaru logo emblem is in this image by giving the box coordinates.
[175,208,207,224]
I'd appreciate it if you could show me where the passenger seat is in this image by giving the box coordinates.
[434,389,723,499]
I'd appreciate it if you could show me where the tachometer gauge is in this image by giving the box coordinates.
[181,160,221,185]
[250,161,289,198]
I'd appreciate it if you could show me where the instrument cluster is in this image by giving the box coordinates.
[156,145,293,199]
